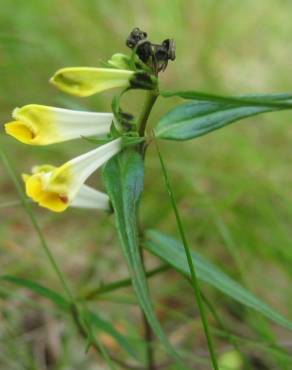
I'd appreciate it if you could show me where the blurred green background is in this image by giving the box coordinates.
[1,0,292,369]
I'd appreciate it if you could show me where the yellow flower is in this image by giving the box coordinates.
[5,105,113,145]
[50,67,135,97]
[23,138,121,212]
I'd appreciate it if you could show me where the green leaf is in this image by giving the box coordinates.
[1,275,137,359]
[1,275,70,311]
[156,91,292,140]
[103,148,184,364]
[144,230,292,331]
[161,90,292,105]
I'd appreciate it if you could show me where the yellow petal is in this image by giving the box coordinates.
[23,173,69,212]
[38,192,69,212]
[50,67,134,97]
[24,175,44,201]
[5,121,36,144]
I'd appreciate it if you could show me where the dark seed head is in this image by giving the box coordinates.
[126,27,147,49]
[126,28,176,74]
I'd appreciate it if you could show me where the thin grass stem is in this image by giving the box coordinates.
[153,135,219,370]
[0,147,73,302]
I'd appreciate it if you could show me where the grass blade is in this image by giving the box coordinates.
[144,230,292,330]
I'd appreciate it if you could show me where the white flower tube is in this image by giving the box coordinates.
[71,185,110,210]
[23,138,121,212]
[5,105,113,145]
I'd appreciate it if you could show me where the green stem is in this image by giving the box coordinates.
[81,265,169,300]
[140,248,156,370]
[202,293,252,369]
[136,90,159,370]
[0,148,74,303]
[138,90,159,137]
[153,137,219,370]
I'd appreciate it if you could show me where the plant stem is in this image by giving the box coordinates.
[82,265,169,300]
[138,90,159,137]
[0,148,74,303]
[153,137,219,370]
[143,312,155,369]
[137,90,159,369]
[201,293,252,369]
[140,249,156,370]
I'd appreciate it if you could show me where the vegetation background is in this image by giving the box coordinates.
[0,0,292,369]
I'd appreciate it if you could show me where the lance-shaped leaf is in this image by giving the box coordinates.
[156,91,292,140]
[103,148,184,364]
[144,230,292,330]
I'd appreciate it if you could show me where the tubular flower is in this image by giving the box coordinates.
[22,138,121,212]
[5,105,113,145]
[50,67,135,97]
[4,59,155,212]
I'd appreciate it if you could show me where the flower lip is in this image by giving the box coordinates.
[5,120,36,144]
[23,173,69,212]
[5,105,58,145]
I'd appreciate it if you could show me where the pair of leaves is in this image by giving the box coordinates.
[144,230,292,331]
[155,90,292,140]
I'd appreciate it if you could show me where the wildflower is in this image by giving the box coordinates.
[5,105,113,145]
[22,138,121,212]
[50,67,135,97]
[50,67,157,97]
[4,34,159,213]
